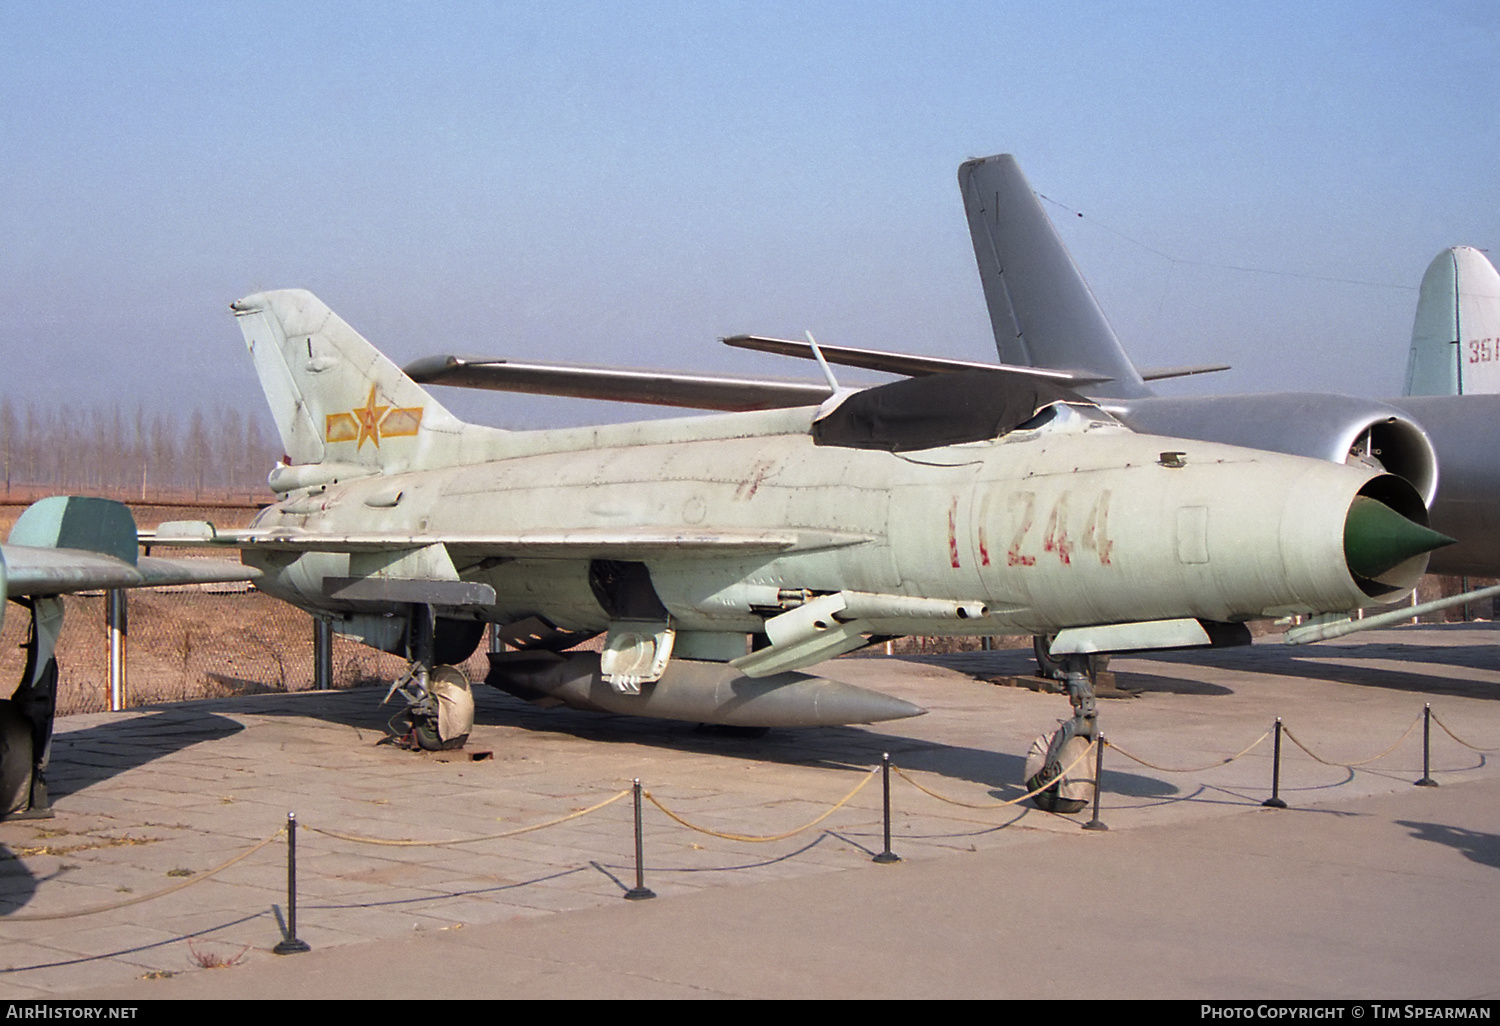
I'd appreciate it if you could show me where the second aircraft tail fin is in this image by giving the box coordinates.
[1405,246,1500,396]
[958,154,1150,399]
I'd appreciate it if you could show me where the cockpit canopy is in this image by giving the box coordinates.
[811,369,1101,452]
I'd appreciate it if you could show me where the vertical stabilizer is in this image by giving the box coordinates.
[8,497,138,563]
[1405,247,1500,396]
[231,289,508,479]
[958,154,1150,399]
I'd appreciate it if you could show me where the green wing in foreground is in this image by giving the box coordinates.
[0,496,258,820]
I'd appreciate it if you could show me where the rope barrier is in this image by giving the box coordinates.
[1108,730,1270,773]
[1,830,284,922]
[645,767,879,842]
[305,790,632,847]
[1283,716,1422,768]
[1428,710,1500,753]
[894,740,1097,809]
[3,701,1481,927]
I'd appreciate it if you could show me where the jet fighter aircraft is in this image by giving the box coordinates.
[0,496,258,818]
[149,289,1451,809]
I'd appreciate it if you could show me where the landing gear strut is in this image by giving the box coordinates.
[1,597,63,820]
[384,604,474,751]
[1024,638,1098,814]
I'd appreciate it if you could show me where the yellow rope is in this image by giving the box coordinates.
[894,740,1097,809]
[1108,730,1270,773]
[1430,710,1500,753]
[306,790,632,846]
[2,830,284,922]
[645,767,879,842]
[10,706,1455,922]
[1283,716,1421,767]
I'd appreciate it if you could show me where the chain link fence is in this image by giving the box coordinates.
[0,584,476,716]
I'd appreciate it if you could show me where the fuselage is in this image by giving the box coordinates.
[246,401,1421,645]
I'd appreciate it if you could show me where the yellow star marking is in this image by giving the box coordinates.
[325,385,424,447]
[353,385,390,450]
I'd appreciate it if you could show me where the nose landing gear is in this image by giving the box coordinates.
[1024,638,1098,814]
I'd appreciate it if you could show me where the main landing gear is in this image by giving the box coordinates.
[384,605,475,752]
[0,597,64,820]
[1023,636,1098,814]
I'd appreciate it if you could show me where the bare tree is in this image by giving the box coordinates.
[0,397,281,501]
[187,408,210,498]
[0,397,14,497]
[150,411,177,494]
[133,404,149,499]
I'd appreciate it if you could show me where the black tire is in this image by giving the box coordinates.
[1023,731,1093,815]
[433,618,486,666]
[1027,773,1088,815]
[412,717,469,751]
[1032,634,1064,678]
[411,718,467,751]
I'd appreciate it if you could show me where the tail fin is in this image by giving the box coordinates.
[1404,246,1500,396]
[958,154,1150,399]
[231,290,508,483]
[8,496,138,563]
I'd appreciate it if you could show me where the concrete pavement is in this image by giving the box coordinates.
[1,623,1496,999]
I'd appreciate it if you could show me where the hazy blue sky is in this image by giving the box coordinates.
[3,1,1496,428]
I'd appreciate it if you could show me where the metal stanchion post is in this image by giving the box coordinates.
[1083,736,1109,831]
[107,589,127,712]
[1263,718,1288,808]
[625,779,656,900]
[1416,704,1438,787]
[274,812,311,954]
[873,752,900,863]
[313,618,333,691]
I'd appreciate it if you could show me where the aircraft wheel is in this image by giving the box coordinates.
[1023,732,1093,814]
[1032,634,1065,680]
[0,701,35,817]
[412,720,468,752]
[413,665,474,751]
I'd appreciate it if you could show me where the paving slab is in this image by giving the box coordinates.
[0,622,1494,998]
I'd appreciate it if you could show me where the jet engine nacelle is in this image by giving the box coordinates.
[1113,393,1439,506]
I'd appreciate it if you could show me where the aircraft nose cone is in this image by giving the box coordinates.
[1344,495,1455,580]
